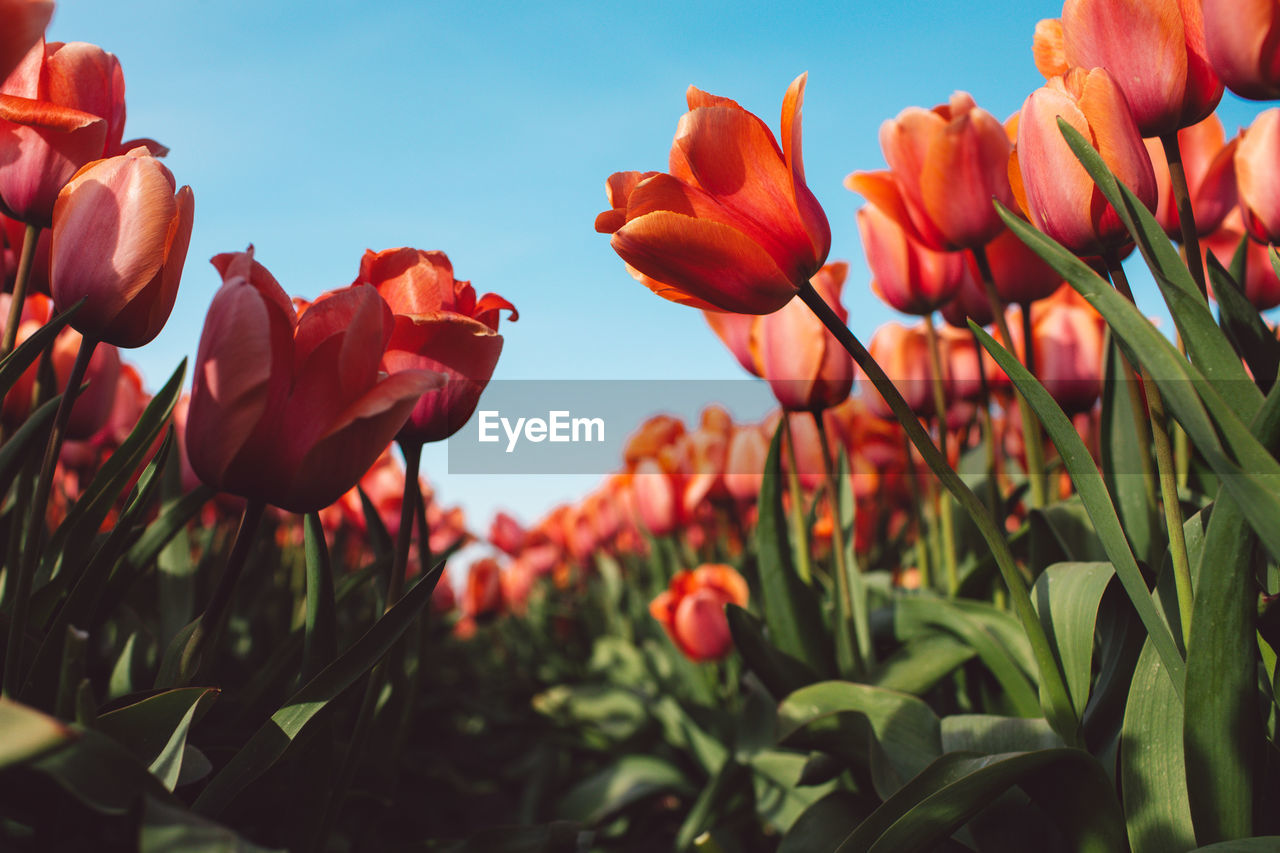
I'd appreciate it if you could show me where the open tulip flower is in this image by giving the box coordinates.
[186,248,443,514]
[857,203,967,315]
[596,73,830,315]
[1203,0,1280,100]
[357,247,516,445]
[650,564,749,662]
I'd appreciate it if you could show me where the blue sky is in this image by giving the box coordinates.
[43,0,1274,530]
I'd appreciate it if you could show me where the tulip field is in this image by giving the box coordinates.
[4,0,1280,850]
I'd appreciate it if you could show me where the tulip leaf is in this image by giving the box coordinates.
[1208,245,1280,393]
[122,484,216,576]
[752,421,830,674]
[0,299,79,402]
[1030,562,1116,719]
[750,749,835,834]
[1187,841,1280,852]
[302,512,337,683]
[0,697,74,770]
[837,448,873,669]
[836,748,1125,853]
[192,560,443,816]
[674,758,748,851]
[140,796,281,852]
[972,321,1186,700]
[725,604,819,699]
[96,687,219,792]
[779,792,871,853]
[556,754,691,825]
[938,714,1064,755]
[1099,339,1159,566]
[28,724,173,815]
[871,632,976,696]
[0,393,59,493]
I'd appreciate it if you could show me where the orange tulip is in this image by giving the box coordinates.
[723,424,768,504]
[1203,214,1280,311]
[1029,286,1106,414]
[0,39,165,226]
[857,204,967,315]
[703,309,761,377]
[865,321,936,419]
[462,558,504,619]
[0,0,52,81]
[356,248,516,445]
[649,564,749,662]
[848,92,1014,252]
[632,457,678,536]
[50,148,193,347]
[1059,0,1222,137]
[755,262,853,412]
[980,225,1064,305]
[186,249,442,514]
[596,74,831,315]
[1236,108,1280,246]
[1033,18,1069,78]
[940,262,995,328]
[1012,68,1157,257]
[1143,114,1237,240]
[489,511,527,557]
[1203,0,1280,101]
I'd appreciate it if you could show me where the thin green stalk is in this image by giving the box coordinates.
[813,411,868,677]
[901,433,932,590]
[968,327,1003,522]
[386,440,422,608]
[1106,254,1194,645]
[923,314,959,594]
[3,336,95,695]
[796,281,1081,743]
[1,224,40,357]
[781,417,814,585]
[1161,132,1208,302]
[973,246,1048,508]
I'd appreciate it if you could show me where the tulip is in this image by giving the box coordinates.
[631,457,678,536]
[703,309,761,377]
[649,564,749,662]
[940,263,995,328]
[1202,0,1280,101]
[723,424,768,504]
[848,92,1015,252]
[185,248,442,514]
[1236,109,1280,246]
[1058,0,1222,137]
[50,148,193,348]
[623,414,686,470]
[462,558,504,619]
[1143,115,1238,240]
[857,204,967,315]
[980,225,1063,305]
[756,262,853,411]
[597,74,831,314]
[1203,215,1280,311]
[1033,18,1068,78]
[1029,286,1106,414]
[0,40,165,226]
[1012,68,1158,257]
[865,321,937,419]
[0,0,52,81]
[489,511,527,556]
[356,247,516,445]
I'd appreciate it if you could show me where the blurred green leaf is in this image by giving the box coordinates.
[0,393,58,494]
[1210,241,1279,393]
[140,796,280,852]
[778,792,870,853]
[301,512,337,683]
[1187,841,1280,852]
[29,725,171,815]
[556,754,691,825]
[123,485,216,577]
[939,715,1065,754]
[750,749,834,834]
[674,758,747,851]
[96,687,218,792]
[0,300,77,402]
[0,697,74,770]
[871,632,975,695]
[1030,500,1109,567]
[725,604,817,699]
[1099,339,1160,566]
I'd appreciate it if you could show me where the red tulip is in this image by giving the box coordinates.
[1059,0,1223,137]
[462,557,504,618]
[848,92,1015,252]
[723,424,768,504]
[186,249,442,513]
[1029,286,1106,414]
[50,148,193,347]
[649,564,749,662]
[940,262,995,328]
[489,511,527,557]
[756,261,853,411]
[3,212,48,293]
[1202,0,1280,101]
[631,458,678,536]
[1203,214,1280,311]
[865,321,937,419]
[356,247,516,445]
[980,225,1064,305]
[0,0,52,82]
[1236,109,1280,246]
[1012,68,1157,256]
[1143,114,1238,240]
[703,309,761,377]
[0,39,165,226]
[857,203,967,315]
[597,74,831,314]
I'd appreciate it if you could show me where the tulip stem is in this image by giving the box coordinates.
[1161,133,1208,302]
[923,315,960,595]
[814,411,869,677]
[795,280,1081,743]
[387,441,423,609]
[2,335,96,695]
[0,224,40,357]
[972,246,1048,509]
[177,498,265,684]
[1105,254,1194,645]
[969,327,1004,526]
[780,418,814,585]
[901,433,932,590]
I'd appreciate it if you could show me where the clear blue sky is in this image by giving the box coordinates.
[43,0,1273,530]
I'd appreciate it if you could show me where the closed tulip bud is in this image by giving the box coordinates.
[981,224,1064,305]
[0,0,52,81]
[1012,68,1158,257]
[940,262,995,328]
[1236,109,1280,245]
[723,425,768,504]
[1203,215,1280,311]
[1203,0,1280,101]
[632,458,678,536]
[462,558,504,619]
[597,74,831,314]
[50,148,193,347]
[865,321,936,419]
[756,262,853,412]
[703,309,761,377]
[857,204,967,315]
[849,92,1015,252]
[489,511,527,557]
[1030,287,1106,414]
[649,564,749,662]
[186,249,443,513]
[1060,0,1222,137]
[1143,115,1238,240]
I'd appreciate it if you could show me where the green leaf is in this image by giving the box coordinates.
[0,300,77,401]
[533,684,649,744]
[1031,562,1116,718]
[556,754,691,825]
[0,697,74,770]
[779,792,871,853]
[724,603,818,699]
[122,485,216,576]
[29,725,171,814]
[972,321,1186,700]
[301,512,337,683]
[753,422,830,673]
[674,759,748,851]
[1029,499,1109,567]
[140,796,282,852]
[192,560,443,816]
[0,393,58,494]
[939,714,1065,754]
[750,749,835,834]
[871,632,976,695]
[1188,841,1280,852]
[1099,338,1159,566]
[1210,242,1279,393]
[1121,637,1195,853]
[96,687,219,792]
[837,749,1126,853]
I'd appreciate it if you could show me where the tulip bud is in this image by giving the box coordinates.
[649,564,749,662]
[1202,0,1280,101]
[1236,109,1280,246]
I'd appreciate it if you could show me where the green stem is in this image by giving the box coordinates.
[781,417,814,585]
[387,440,422,609]
[969,327,1004,523]
[3,335,95,695]
[901,432,932,590]
[1161,132,1208,302]
[973,246,1048,509]
[1,224,40,357]
[923,314,960,594]
[1106,254,1194,645]
[796,281,1080,743]
[814,411,868,677]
